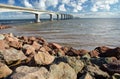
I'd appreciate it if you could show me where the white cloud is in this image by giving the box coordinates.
[58,4,66,11]
[33,0,46,10]
[46,0,58,8]
[76,5,82,11]
[23,0,33,8]
[61,0,70,4]
[8,0,15,5]
[91,0,119,12]
[91,5,98,12]
[73,9,78,12]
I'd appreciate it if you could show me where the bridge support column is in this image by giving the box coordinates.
[64,14,66,20]
[50,14,53,21]
[61,14,63,20]
[66,15,68,19]
[57,14,59,20]
[35,14,40,23]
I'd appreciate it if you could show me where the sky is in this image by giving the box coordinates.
[0,0,120,19]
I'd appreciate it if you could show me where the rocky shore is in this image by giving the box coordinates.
[0,33,120,79]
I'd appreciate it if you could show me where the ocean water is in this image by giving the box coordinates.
[0,18,120,50]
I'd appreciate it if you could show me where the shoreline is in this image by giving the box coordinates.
[0,25,12,30]
[0,33,120,79]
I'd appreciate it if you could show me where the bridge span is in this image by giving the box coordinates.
[0,4,73,23]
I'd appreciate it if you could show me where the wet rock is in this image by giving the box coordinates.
[0,62,12,78]
[0,34,5,40]
[95,46,120,59]
[11,66,49,79]
[103,60,120,74]
[34,51,55,65]
[86,65,109,78]
[79,73,93,79]
[90,57,117,67]
[0,48,27,65]
[49,62,77,79]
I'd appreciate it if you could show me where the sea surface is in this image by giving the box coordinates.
[0,18,120,50]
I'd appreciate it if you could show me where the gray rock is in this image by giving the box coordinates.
[0,62,12,78]
[0,48,27,65]
[49,62,77,79]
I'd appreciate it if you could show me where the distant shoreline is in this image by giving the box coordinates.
[0,25,12,30]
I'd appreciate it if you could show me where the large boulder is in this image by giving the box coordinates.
[0,48,27,65]
[11,66,49,79]
[34,51,55,65]
[53,56,84,74]
[49,62,77,79]
[0,62,12,78]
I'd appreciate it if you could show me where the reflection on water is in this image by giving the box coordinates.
[0,18,120,50]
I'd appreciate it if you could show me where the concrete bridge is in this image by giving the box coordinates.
[0,4,73,23]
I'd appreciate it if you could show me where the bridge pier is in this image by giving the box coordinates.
[64,14,66,20]
[61,14,64,20]
[50,14,53,21]
[57,14,59,20]
[35,14,40,23]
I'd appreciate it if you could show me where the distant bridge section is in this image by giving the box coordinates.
[0,4,73,23]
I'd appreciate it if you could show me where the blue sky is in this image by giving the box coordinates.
[0,0,120,18]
